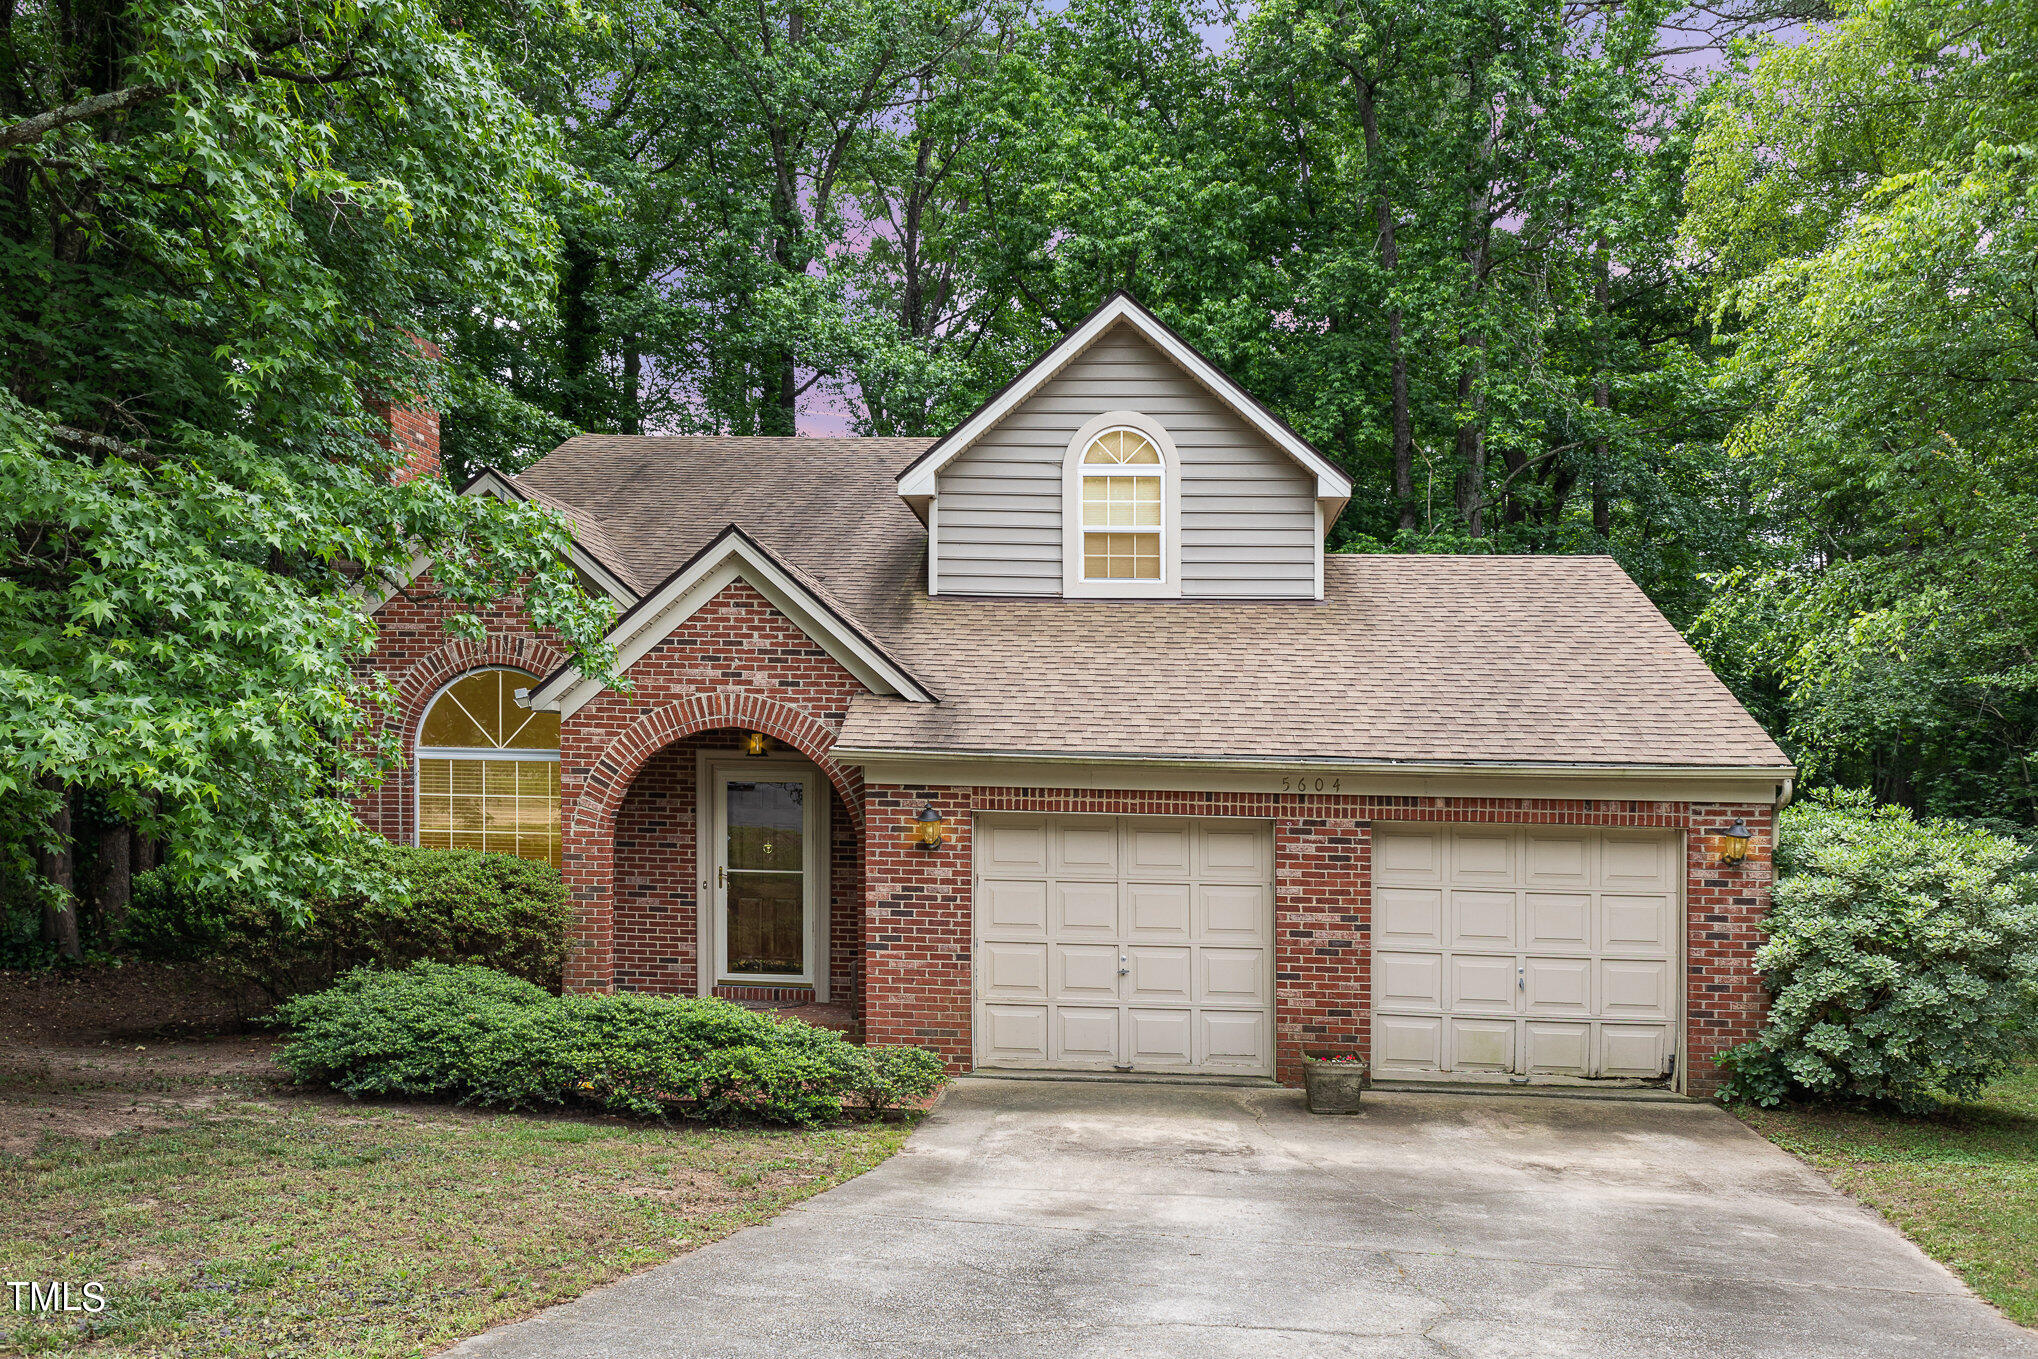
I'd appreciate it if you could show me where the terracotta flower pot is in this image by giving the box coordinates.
[1303,1058,1370,1114]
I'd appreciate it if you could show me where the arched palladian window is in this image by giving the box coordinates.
[1079,428,1164,580]
[416,668,561,866]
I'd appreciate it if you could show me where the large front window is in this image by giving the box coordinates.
[416,668,561,866]
[1080,428,1164,581]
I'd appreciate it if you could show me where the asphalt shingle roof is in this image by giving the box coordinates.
[511,435,1789,770]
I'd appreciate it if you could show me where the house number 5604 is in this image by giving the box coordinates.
[1280,776,1340,792]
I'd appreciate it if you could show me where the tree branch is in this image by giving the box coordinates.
[1,85,163,152]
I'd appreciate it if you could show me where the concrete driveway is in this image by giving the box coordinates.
[449,1079,2037,1359]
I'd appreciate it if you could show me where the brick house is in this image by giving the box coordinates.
[357,294,1791,1096]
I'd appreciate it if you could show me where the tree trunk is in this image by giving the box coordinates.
[1356,80,1415,534]
[96,820,132,941]
[1453,77,1498,537]
[558,229,601,431]
[621,346,642,436]
[1591,236,1613,538]
[37,778,79,961]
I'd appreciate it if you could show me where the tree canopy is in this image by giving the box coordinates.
[8,0,2037,954]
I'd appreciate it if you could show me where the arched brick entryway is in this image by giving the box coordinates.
[560,695,862,992]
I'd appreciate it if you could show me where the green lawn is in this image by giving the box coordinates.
[1737,1059,2038,1326]
[1,1098,909,1357]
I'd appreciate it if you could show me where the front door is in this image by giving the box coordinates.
[707,761,827,999]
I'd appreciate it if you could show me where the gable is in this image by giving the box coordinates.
[933,322,1320,598]
[525,524,935,718]
[897,293,1351,506]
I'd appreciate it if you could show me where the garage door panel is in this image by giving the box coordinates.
[1053,944,1121,1000]
[1449,1018,1516,1073]
[1449,954,1517,1013]
[1125,823,1192,877]
[1202,884,1268,941]
[1126,882,1192,939]
[1449,830,1516,884]
[1199,948,1265,1004]
[1052,820,1119,877]
[1126,946,1193,1002]
[1523,1020,1593,1076]
[1600,959,1673,1019]
[1602,895,1673,953]
[1525,893,1591,951]
[1200,1010,1268,1070]
[1377,1014,1444,1072]
[1199,826,1271,881]
[1375,887,1443,948]
[982,819,1048,873]
[980,878,1049,936]
[981,1005,1049,1065]
[1601,832,1673,889]
[980,942,1048,998]
[1126,1009,1195,1067]
[1600,1025,1671,1077]
[1374,828,1444,885]
[1053,1007,1122,1064]
[1524,832,1591,887]
[1523,957,1593,1016]
[1054,882,1118,936]
[1373,825,1681,1085]
[1450,890,1517,949]
[1377,951,1443,1008]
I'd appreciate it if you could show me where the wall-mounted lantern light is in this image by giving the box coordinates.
[911,803,947,850]
[1719,818,1751,866]
[743,731,772,757]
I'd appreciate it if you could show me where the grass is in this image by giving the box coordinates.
[1737,1058,2038,1326]
[0,1097,910,1357]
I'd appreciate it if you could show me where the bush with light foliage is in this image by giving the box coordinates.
[1720,789,2038,1112]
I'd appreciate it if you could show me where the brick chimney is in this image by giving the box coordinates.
[368,336,443,484]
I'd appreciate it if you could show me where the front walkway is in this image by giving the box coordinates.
[448,1080,2037,1358]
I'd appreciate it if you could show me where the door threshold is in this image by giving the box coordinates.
[1368,1079,1693,1103]
[961,1070,1280,1089]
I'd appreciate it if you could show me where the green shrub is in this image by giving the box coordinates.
[274,962,947,1126]
[123,841,571,999]
[1720,788,2038,1112]
[846,1045,948,1114]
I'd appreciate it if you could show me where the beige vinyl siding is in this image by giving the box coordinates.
[934,325,1319,598]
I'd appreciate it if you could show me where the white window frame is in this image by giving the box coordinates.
[411,666,561,854]
[1061,410,1183,599]
[694,751,831,999]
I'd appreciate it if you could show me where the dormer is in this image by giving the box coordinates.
[897,294,1351,600]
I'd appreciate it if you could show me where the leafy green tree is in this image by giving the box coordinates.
[1684,0,2038,822]
[0,0,618,950]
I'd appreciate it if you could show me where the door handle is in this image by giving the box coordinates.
[1118,953,1130,977]
[717,866,725,888]
[1517,965,1525,991]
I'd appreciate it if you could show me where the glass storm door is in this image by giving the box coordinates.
[714,767,821,988]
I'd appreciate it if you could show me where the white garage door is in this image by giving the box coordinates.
[973,815,1274,1076]
[1372,825,1682,1083]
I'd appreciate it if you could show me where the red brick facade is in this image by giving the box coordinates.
[860,786,1772,1095]
[358,575,1774,1098]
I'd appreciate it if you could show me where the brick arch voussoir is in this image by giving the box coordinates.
[391,635,570,747]
[572,696,861,839]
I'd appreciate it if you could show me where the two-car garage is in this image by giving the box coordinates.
[969,813,1684,1085]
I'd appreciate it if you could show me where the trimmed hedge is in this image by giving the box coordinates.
[274,962,946,1124]
[1720,788,2038,1112]
[123,842,571,998]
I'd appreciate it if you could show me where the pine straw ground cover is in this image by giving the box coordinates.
[1736,1058,2038,1327]
[1,1087,908,1356]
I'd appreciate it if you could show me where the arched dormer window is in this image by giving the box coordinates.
[416,668,561,866]
[1061,410,1182,598]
